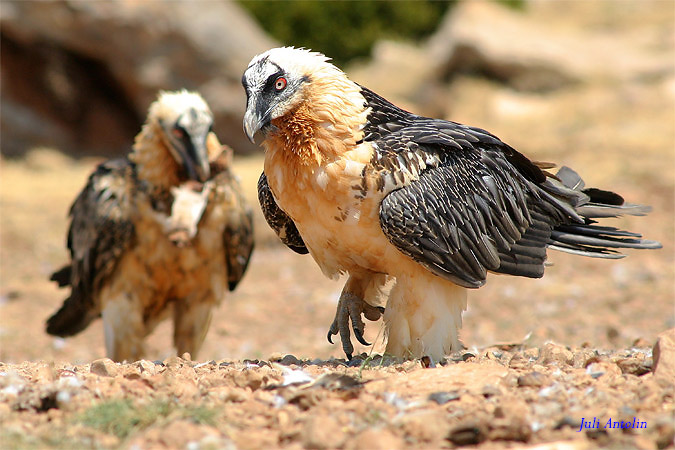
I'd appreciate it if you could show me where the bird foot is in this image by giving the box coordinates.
[327,292,384,360]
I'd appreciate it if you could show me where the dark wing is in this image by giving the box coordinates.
[258,172,309,255]
[212,165,255,291]
[46,158,136,336]
[362,87,659,289]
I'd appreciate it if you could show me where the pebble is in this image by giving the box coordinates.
[90,358,118,377]
[652,328,675,381]
[278,354,303,366]
[447,421,487,446]
[428,390,460,404]
[517,371,550,387]
[538,342,574,366]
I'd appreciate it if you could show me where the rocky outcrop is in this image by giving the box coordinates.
[427,1,672,91]
[1,0,276,157]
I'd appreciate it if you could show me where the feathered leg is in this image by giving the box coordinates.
[173,295,214,359]
[100,291,146,362]
[385,272,467,361]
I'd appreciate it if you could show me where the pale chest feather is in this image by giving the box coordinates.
[264,144,409,277]
[114,189,228,302]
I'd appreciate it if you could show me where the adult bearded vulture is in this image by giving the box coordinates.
[47,90,254,362]
[242,47,660,361]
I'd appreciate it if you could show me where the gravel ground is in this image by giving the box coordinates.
[1,337,674,450]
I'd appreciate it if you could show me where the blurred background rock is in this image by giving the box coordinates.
[3,0,671,158]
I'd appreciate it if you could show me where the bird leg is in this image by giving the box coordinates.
[327,291,384,360]
[173,296,214,359]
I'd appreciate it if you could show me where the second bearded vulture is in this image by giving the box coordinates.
[242,47,661,361]
[47,90,254,362]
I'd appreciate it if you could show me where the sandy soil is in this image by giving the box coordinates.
[1,2,674,449]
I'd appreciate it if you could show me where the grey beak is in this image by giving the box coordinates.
[179,136,210,183]
[243,109,261,144]
[189,135,211,182]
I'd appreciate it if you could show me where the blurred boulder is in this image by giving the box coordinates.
[427,1,672,92]
[0,0,276,157]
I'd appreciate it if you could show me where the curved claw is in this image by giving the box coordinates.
[353,328,370,346]
[327,291,384,360]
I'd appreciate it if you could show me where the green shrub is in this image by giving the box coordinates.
[238,0,454,66]
[239,1,525,66]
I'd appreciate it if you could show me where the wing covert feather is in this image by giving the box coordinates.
[258,172,308,255]
[46,158,136,336]
[215,169,255,291]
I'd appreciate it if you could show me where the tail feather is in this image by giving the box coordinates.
[547,243,625,259]
[50,265,72,287]
[576,203,652,218]
[45,294,96,337]
[547,166,662,258]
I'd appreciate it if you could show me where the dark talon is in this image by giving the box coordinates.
[327,330,334,344]
[353,328,370,346]
[346,351,353,361]
[376,306,385,314]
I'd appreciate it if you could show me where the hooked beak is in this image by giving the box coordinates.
[243,109,263,145]
[168,130,210,183]
[184,135,210,182]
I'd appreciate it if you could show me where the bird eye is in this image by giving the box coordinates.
[172,127,184,138]
[275,77,287,91]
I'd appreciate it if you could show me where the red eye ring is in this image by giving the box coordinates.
[275,77,287,91]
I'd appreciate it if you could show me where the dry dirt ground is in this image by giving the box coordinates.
[2,4,675,449]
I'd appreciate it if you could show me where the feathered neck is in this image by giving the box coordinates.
[129,122,225,193]
[264,67,369,167]
[129,121,182,192]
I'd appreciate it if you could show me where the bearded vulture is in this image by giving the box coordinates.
[241,47,660,361]
[47,90,254,362]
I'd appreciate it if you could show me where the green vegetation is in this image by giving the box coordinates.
[239,0,525,66]
[78,399,219,439]
[238,0,454,66]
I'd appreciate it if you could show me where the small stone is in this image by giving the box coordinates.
[164,356,184,368]
[90,358,118,377]
[428,391,460,404]
[233,369,264,391]
[538,342,574,366]
[489,417,532,442]
[586,362,621,379]
[278,354,303,366]
[653,328,675,381]
[615,357,651,376]
[481,384,501,398]
[517,371,550,387]
[508,353,529,369]
[447,421,487,446]
[554,415,582,430]
[135,360,157,376]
